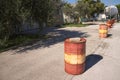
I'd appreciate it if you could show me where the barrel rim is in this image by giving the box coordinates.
[65,38,86,44]
[100,24,109,27]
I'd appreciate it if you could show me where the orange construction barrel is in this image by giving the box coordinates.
[99,24,108,38]
[111,19,115,24]
[64,38,86,75]
[106,20,112,28]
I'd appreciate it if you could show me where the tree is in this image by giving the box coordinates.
[75,0,105,19]
[63,2,81,23]
[0,0,63,47]
[95,0,105,14]
[116,4,120,15]
[0,0,22,40]
[20,0,59,28]
[63,3,74,16]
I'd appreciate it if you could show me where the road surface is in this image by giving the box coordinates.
[0,23,120,80]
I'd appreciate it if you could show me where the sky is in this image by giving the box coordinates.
[66,0,120,6]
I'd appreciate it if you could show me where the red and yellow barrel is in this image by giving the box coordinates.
[64,38,86,75]
[111,19,115,24]
[106,19,115,28]
[99,24,108,38]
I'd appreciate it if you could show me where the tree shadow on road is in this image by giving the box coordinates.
[13,27,90,53]
[85,54,103,71]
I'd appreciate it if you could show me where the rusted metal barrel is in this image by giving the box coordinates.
[106,20,112,28]
[111,19,115,24]
[64,38,86,75]
[99,24,108,38]
[106,19,115,28]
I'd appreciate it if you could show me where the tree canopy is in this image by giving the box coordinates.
[75,0,105,18]
[116,4,120,15]
[0,0,62,47]
[62,0,105,23]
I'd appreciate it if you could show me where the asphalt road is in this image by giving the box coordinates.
[0,23,120,80]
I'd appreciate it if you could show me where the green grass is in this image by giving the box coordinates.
[62,23,88,27]
[0,34,50,52]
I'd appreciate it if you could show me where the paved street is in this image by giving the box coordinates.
[0,23,120,80]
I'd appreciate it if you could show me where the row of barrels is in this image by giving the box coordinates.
[64,19,116,75]
[99,19,115,38]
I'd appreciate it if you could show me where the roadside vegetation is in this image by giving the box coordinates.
[62,23,88,27]
[0,0,61,51]
[0,34,50,52]
[63,0,105,23]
